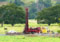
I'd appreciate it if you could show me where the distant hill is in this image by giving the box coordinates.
[0,2,8,6]
[0,0,60,19]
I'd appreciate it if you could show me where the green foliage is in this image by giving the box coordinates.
[57,30,60,33]
[0,36,60,42]
[44,0,52,7]
[0,0,6,2]
[29,0,52,19]
[29,3,37,19]
[37,4,60,25]
[0,0,59,19]
[58,23,60,26]
[0,4,25,26]
[14,0,24,6]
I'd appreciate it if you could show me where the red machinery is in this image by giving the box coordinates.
[23,8,41,34]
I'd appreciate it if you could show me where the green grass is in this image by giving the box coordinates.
[0,23,60,34]
[0,20,60,34]
[0,20,60,42]
[0,36,60,42]
[0,24,25,34]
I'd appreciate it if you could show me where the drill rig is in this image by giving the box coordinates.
[23,8,41,34]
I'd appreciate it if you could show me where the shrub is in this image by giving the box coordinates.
[57,30,60,33]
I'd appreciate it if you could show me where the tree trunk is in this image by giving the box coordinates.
[1,21,4,27]
[11,23,14,26]
[48,22,51,26]
[37,19,40,24]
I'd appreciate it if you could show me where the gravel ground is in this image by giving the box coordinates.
[34,33,56,37]
[0,33,60,37]
[0,34,6,36]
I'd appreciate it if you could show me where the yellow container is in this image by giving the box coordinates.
[41,28,47,33]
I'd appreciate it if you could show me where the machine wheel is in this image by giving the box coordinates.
[31,32,35,34]
[23,31,29,34]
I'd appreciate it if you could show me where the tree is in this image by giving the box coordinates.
[44,0,52,7]
[14,0,24,6]
[56,17,60,26]
[56,0,60,4]
[0,0,6,2]
[28,0,52,19]
[0,4,25,26]
[29,2,37,19]
[37,4,60,26]
[38,0,45,10]
[0,5,7,27]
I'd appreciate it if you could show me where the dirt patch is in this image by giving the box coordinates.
[54,33,60,37]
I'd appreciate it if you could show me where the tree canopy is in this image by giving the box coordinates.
[0,0,6,2]
[0,4,25,26]
[37,4,60,25]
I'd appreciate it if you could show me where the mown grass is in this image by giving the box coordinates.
[0,36,60,42]
[0,23,60,34]
[0,24,25,34]
[0,20,60,34]
[0,20,60,42]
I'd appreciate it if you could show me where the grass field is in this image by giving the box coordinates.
[0,19,60,34]
[0,20,60,42]
[0,36,60,42]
